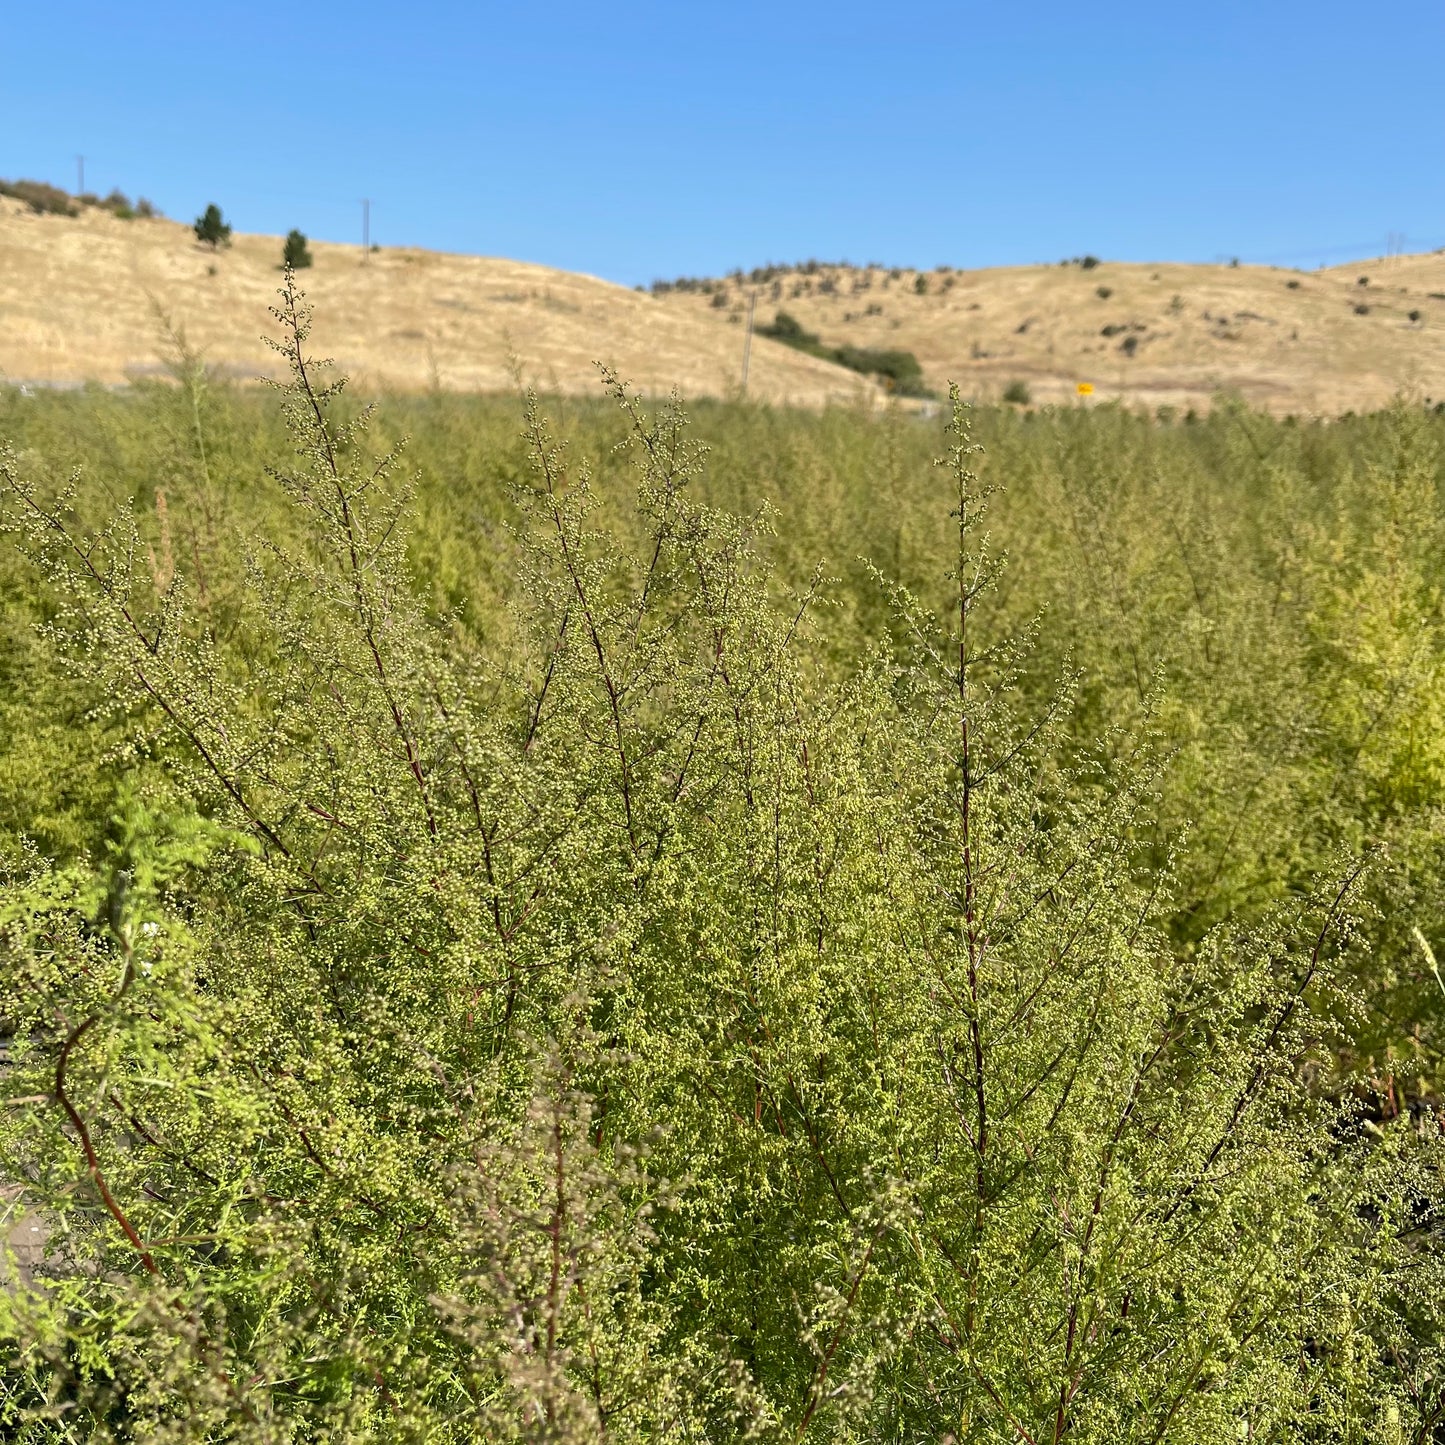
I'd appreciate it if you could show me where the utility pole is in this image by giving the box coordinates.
[76,155,84,197]
[362,198,370,261]
[740,289,757,394]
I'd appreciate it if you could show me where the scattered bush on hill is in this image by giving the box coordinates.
[0,179,77,216]
[1002,378,1031,404]
[88,188,137,219]
[757,310,931,395]
[193,203,232,249]
[0,180,160,220]
[282,228,313,269]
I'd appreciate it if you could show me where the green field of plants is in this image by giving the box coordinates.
[2,282,1444,1441]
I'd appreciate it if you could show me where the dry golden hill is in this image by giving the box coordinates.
[654,254,1445,414]
[0,199,878,406]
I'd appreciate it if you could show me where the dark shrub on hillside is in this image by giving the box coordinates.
[0,178,77,216]
[757,310,818,347]
[1003,379,1031,404]
[283,229,314,269]
[833,344,928,393]
[758,312,931,395]
[194,203,232,249]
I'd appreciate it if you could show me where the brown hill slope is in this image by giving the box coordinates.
[654,255,1445,414]
[0,200,877,406]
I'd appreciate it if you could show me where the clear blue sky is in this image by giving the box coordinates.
[5,1,1442,286]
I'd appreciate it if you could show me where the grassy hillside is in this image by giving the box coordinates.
[9,187,1444,416]
[654,254,1445,414]
[0,197,878,406]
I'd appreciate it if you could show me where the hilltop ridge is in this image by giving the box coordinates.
[0,199,876,406]
[653,254,1445,414]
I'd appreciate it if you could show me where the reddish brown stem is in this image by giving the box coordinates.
[56,1018,158,1276]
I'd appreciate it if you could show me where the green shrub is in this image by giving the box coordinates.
[0,178,77,217]
[758,312,931,394]
[831,344,926,393]
[756,309,816,347]
[1002,378,1031,404]
[1096,284,1113,299]
[193,203,232,249]
[1,293,1444,1440]
[282,228,313,269]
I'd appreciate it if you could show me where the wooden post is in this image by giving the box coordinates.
[740,289,757,394]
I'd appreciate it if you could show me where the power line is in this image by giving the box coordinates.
[1239,234,1445,266]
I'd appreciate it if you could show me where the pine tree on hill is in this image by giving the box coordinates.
[193,203,231,249]
[283,229,313,269]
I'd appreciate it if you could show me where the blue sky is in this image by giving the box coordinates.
[4,1,1442,286]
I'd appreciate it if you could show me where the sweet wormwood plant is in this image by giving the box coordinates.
[0,273,1443,1443]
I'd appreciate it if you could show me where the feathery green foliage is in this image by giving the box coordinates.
[0,277,1442,1440]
